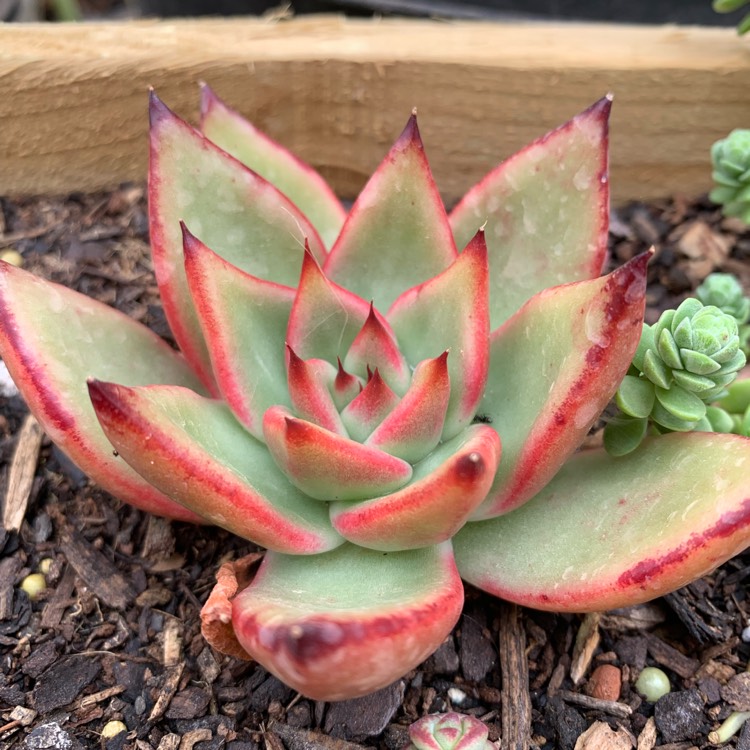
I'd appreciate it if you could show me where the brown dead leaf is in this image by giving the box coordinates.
[674,220,731,283]
[574,721,633,750]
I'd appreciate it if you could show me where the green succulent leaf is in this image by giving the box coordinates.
[182,228,293,441]
[603,415,649,457]
[89,382,342,554]
[387,232,490,440]
[330,425,501,551]
[449,97,611,330]
[473,254,648,519]
[455,432,750,612]
[0,263,204,522]
[149,93,327,386]
[324,113,457,310]
[616,375,655,419]
[654,385,707,423]
[231,542,464,700]
[200,84,346,248]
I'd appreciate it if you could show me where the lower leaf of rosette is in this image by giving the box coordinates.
[229,542,464,700]
[263,405,413,501]
[454,432,750,612]
[88,381,342,554]
[330,425,501,551]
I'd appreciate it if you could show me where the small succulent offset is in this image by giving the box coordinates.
[2,88,750,701]
[697,272,750,355]
[711,129,750,223]
[406,713,494,750]
[605,297,747,455]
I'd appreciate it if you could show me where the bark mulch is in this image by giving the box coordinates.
[0,187,749,750]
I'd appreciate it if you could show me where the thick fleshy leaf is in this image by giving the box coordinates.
[473,253,648,519]
[0,262,203,522]
[230,542,464,700]
[286,348,345,435]
[89,382,342,554]
[263,406,413,501]
[200,84,346,248]
[455,432,750,612]
[344,304,411,395]
[149,93,326,386]
[366,353,450,463]
[330,425,501,551]
[182,227,293,440]
[387,232,490,440]
[332,359,362,411]
[287,247,371,363]
[341,370,400,442]
[324,113,457,310]
[449,98,611,330]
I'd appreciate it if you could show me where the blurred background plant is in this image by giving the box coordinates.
[713,0,750,32]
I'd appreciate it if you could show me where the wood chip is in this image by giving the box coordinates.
[72,684,125,710]
[0,557,22,620]
[157,734,181,750]
[163,615,183,668]
[675,220,732,282]
[148,663,184,722]
[721,671,750,710]
[40,565,76,629]
[179,728,212,750]
[2,413,43,532]
[270,723,368,750]
[571,613,601,685]
[644,633,699,680]
[600,604,667,631]
[556,690,633,719]
[574,721,633,750]
[55,513,137,610]
[637,717,657,750]
[499,602,531,750]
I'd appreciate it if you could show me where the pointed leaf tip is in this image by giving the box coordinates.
[148,89,173,128]
[198,81,221,120]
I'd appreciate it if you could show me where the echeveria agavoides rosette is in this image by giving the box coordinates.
[1,88,749,701]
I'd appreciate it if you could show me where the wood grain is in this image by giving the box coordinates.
[1,17,748,202]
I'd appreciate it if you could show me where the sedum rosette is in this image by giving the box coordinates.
[605,297,747,455]
[2,88,750,701]
[406,713,494,750]
[710,129,750,223]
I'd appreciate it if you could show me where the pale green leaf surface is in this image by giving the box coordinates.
[472,256,647,519]
[200,85,346,248]
[455,432,750,612]
[231,542,463,700]
[0,263,204,521]
[324,116,457,310]
[93,383,342,553]
[149,96,327,385]
[449,98,610,330]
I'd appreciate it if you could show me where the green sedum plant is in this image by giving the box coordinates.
[711,129,750,222]
[1,88,750,701]
[697,272,750,356]
[605,297,746,455]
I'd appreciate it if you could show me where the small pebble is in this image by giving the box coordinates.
[20,573,46,601]
[635,666,671,702]
[741,624,750,643]
[0,248,23,266]
[101,721,127,739]
[587,664,621,702]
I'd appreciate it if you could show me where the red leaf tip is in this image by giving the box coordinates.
[395,110,423,154]
[455,451,486,483]
[199,81,221,120]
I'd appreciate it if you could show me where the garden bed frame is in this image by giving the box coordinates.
[0,15,748,203]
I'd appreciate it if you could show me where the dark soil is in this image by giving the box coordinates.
[0,186,749,750]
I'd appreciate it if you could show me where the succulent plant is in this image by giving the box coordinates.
[713,0,750,34]
[406,713,494,750]
[605,297,747,454]
[710,129,750,222]
[2,88,750,701]
[697,272,750,356]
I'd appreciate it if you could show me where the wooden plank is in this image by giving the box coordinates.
[0,17,748,202]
